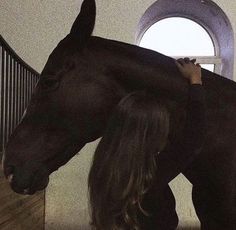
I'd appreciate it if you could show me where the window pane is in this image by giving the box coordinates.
[139,17,215,57]
[201,64,214,72]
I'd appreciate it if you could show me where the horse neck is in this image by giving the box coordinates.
[88,36,236,106]
[89,36,189,103]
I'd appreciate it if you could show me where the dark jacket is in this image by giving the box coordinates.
[139,84,206,230]
[156,83,206,190]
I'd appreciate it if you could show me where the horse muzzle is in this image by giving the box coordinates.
[3,161,49,195]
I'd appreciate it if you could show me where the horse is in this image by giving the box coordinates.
[2,0,236,229]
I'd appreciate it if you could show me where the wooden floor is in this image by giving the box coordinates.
[0,161,45,230]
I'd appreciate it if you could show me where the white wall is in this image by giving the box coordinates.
[1,0,236,229]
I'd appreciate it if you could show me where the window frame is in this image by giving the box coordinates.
[135,0,234,79]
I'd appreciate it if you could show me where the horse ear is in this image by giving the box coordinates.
[70,0,96,42]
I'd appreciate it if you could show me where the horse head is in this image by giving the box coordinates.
[2,0,107,194]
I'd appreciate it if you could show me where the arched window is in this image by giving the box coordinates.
[139,17,216,72]
[135,0,234,79]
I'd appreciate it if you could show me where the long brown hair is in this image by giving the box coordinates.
[88,91,170,230]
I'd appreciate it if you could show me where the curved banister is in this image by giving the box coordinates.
[0,35,40,152]
[0,35,40,76]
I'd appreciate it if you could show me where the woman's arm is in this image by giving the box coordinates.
[154,58,206,191]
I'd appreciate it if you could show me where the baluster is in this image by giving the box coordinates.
[13,59,17,128]
[0,45,3,151]
[20,65,23,118]
[4,52,9,145]
[0,36,40,150]
[16,62,20,125]
[9,55,13,136]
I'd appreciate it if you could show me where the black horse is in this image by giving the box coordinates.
[2,0,236,229]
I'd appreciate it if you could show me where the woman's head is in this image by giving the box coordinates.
[88,90,170,230]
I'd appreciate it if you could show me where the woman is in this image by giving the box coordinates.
[88,58,206,230]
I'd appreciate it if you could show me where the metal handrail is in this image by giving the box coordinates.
[0,35,40,152]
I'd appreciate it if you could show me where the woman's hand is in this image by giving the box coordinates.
[175,58,202,85]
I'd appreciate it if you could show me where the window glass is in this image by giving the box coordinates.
[139,17,215,57]
[201,64,214,72]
